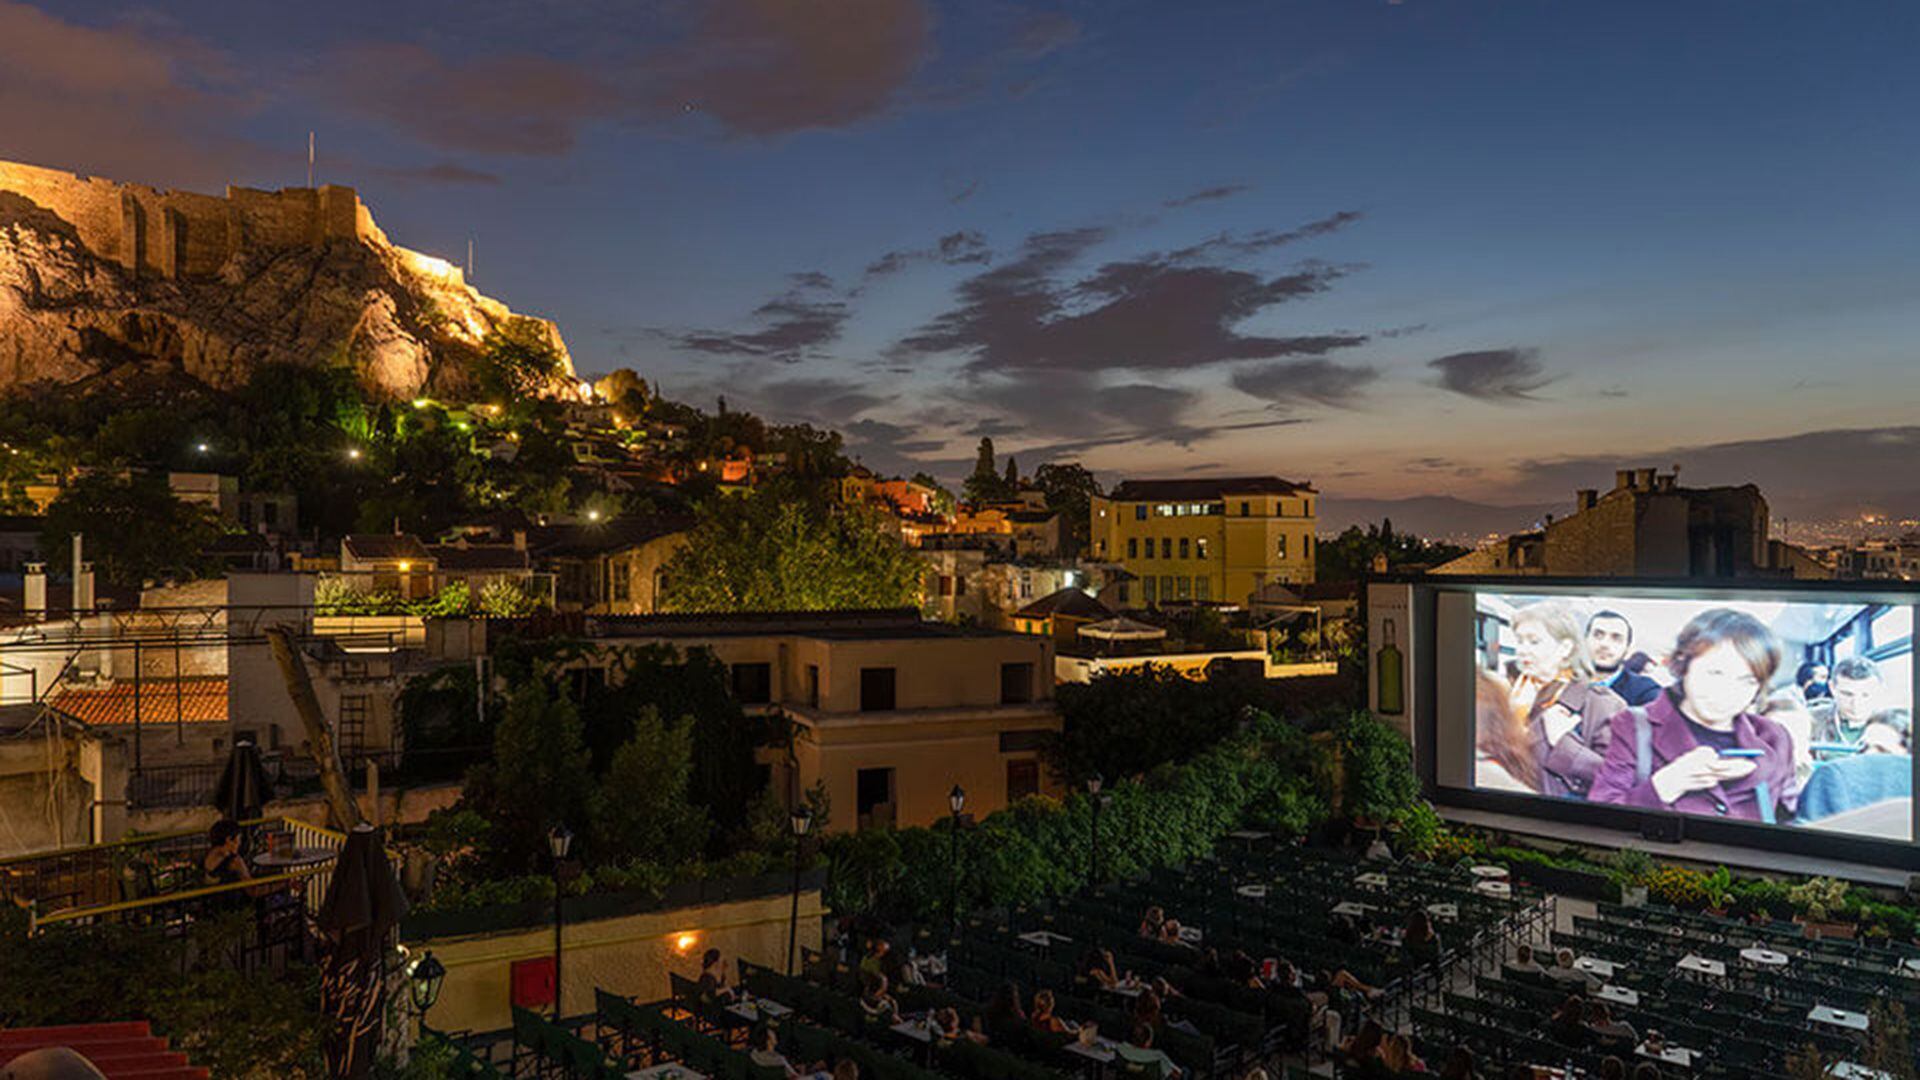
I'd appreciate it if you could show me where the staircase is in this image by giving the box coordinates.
[0,1021,209,1080]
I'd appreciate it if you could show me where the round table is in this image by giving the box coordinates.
[1740,947,1789,967]
[1469,865,1509,879]
[1474,879,1512,898]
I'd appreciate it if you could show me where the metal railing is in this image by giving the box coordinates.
[1,816,346,926]
[127,746,484,808]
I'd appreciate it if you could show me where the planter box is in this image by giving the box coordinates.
[1511,862,1621,903]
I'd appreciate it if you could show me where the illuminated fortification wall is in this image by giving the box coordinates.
[0,159,392,280]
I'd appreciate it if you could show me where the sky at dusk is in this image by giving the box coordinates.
[4,0,1917,515]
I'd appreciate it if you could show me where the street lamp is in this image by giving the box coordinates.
[948,784,966,939]
[786,805,813,976]
[548,825,572,1020]
[406,950,446,1016]
[1086,774,1104,886]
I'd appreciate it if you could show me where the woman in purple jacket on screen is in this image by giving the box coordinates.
[1588,608,1795,823]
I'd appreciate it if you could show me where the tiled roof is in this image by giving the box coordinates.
[529,514,695,558]
[427,544,531,571]
[1012,587,1114,622]
[1107,476,1312,501]
[50,677,228,726]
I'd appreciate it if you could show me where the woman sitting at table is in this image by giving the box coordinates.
[1401,911,1442,969]
[1079,946,1122,989]
[983,982,1026,1036]
[1546,995,1589,1046]
[858,973,898,1023]
[1118,1024,1183,1079]
[932,1007,988,1046]
[698,948,738,1004]
[1379,1032,1427,1074]
[202,819,268,904]
[1030,989,1075,1034]
[1583,1001,1636,1045]
[750,1026,823,1080]
[1140,905,1185,945]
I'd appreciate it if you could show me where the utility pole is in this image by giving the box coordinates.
[308,132,315,188]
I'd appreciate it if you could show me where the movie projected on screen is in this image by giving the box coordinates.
[1471,593,1915,840]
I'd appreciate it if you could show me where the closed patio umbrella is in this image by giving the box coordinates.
[317,824,408,1080]
[1077,616,1168,642]
[211,739,273,822]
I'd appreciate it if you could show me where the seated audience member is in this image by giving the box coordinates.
[1132,988,1164,1033]
[1030,989,1074,1034]
[1140,905,1186,945]
[1630,1065,1661,1080]
[984,981,1026,1034]
[1149,975,1183,1001]
[831,1062,858,1080]
[932,1006,987,1045]
[858,973,898,1022]
[1080,946,1122,989]
[1544,949,1598,992]
[1339,1018,1386,1064]
[1590,609,1795,821]
[1379,1032,1427,1074]
[1584,1002,1637,1043]
[1547,995,1589,1046]
[750,1026,814,1080]
[1118,1024,1183,1079]
[1402,910,1443,968]
[1438,1047,1478,1080]
[1596,1057,1627,1080]
[698,948,737,1004]
[1507,944,1545,976]
[1267,959,1340,1049]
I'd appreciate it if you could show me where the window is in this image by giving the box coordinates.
[731,662,772,705]
[1160,538,1172,559]
[1019,571,1033,599]
[1007,759,1041,802]
[1240,501,1250,516]
[806,664,820,708]
[611,562,630,602]
[1000,662,1034,704]
[1176,576,1192,600]
[1304,535,1313,561]
[1195,537,1208,560]
[1127,537,1138,559]
[1143,576,1158,604]
[1178,538,1190,559]
[860,667,897,712]
[1161,575,1177,601]
[1134,505,1147,521]
[337,695,369,756]
[1194,576,1210,601]
[855,767,896,830]
[1276,534,1288,560]
[262,501,279,527]
[1116,581,1130,604]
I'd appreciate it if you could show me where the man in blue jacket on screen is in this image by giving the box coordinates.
[1586,610,1662,707]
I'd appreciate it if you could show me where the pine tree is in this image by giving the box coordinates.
[1004,456,1019,487]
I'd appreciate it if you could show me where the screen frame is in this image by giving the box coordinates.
[1401,573,1920,871]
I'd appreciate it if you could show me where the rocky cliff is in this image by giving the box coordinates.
[0,161,575,400]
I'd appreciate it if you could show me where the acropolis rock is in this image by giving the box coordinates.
[0,159,575,400]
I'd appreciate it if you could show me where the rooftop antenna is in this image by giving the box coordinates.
[307,131,315,189]
[467,237,474,281]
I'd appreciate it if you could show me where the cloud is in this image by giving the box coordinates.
[946,368,1302,458]
[1428,347,1556,402]
[788,271,836,290]
[893,216,1367,373]
[377,160,501,185]
[319,43,618,156]
[949,179,981,204]
[1230,359,1380,409]
[1168,209,1363,261]
[0,1,271,187]
[1163,184,1248,209]
[671,287,851,363]
[864,230,991,277]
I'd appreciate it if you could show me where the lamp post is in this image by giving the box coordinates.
[947,785,967,940]
[406,950,446,1019]
[786,805,813,976]
[1086,774,1104,886]
[548,825,572,1021]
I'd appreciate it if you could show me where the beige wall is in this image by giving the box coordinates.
[793,704,1060,830]
[1092,489,1317,607]
[409,889,822,1034]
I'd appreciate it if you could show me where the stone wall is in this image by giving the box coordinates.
[0,159,377,281]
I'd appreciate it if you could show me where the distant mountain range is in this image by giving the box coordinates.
[1318,495,1561,542]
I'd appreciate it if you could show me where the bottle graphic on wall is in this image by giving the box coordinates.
[1376,617,1405,716]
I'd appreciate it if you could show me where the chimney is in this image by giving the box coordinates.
[1636,467,1657,490]
[71,534,95,615]
[24,563,46,619]
[1576,489,1598,512]
[1615,469,1635,491]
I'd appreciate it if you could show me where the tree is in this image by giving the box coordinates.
[465,680,594,874]
[1003,456,1019,487]
[1033,462,1101,556]
[40,472,226,587]
[474,317,565,402]
[591,706,709,867]
[1315,522,1470,583]
[963,437,1011,505]
[1049,666,1265,783]
[659,489,925,613]
[911,472,957,517]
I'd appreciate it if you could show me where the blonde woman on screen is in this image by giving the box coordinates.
[1476,670,1541,793]
[1508,600,1625,799]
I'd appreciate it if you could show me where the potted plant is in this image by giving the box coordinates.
[1700,866,1735,918]
[1788,876,1856,939]
[1607,848,1653,907]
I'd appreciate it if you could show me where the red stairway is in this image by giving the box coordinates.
[0,1021,208,1080]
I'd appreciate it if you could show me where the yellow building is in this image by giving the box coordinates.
[1090,477,1317,607]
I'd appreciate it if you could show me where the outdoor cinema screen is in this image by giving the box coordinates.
[1471,592,1915,841]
